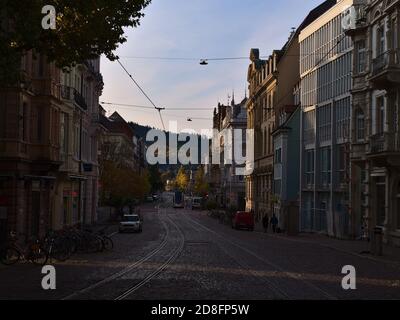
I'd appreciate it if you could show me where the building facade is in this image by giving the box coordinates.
[272,29,302,231]
[299,0,361,238]
[0,53,102,242]
[348,0,400,246]
[246,49,278,222]
[211,97,247,210]
[55,60,103,230]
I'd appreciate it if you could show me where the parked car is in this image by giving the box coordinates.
[119,214,143,233]
[152,194,159,201]
[146,196,154,202]
[191,197,202,210]
[232,211,254,231]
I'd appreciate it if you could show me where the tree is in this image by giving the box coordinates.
[193,166,209,196]
[175,166,188,192]
[148,165,164,193]
[100,160,151,215]
[0,0,151,85]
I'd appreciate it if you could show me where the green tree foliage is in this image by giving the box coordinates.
[148,165,164,192]
[0,0,151,85]
[193,166,209,196]
[175,166,188,192]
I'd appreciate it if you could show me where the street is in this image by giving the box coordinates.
[0,201,399,300]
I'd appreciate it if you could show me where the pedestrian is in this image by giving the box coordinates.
[262,214,269,233]
[270,214,278,233]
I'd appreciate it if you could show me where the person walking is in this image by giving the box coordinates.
[262,214,269,233]
[270,214,278,233]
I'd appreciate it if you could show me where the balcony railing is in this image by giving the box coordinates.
[60,85,88,110]
[372,50,399,76]
[369,132,397,154]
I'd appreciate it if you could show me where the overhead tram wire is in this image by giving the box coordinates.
[100,101,214,111]
[116,59,166,131]
[118,52,347,63]
[271,33,349,111]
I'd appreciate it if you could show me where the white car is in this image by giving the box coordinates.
[119,214,143,233]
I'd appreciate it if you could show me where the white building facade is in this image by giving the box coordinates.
[299,0,361,238]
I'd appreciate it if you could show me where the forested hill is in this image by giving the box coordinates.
[129,122,209,172]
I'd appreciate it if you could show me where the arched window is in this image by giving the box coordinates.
[355,109,365,142]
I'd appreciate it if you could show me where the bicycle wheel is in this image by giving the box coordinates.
[52,242,72,262]
[0,246,21,265]
[102,236,114,251]
[29,244,48,266]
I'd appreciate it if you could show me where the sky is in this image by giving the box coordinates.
[100,0,324,133]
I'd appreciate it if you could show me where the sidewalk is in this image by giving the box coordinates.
[254,222,400,268]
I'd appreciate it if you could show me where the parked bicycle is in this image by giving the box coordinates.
[0,232,48,266]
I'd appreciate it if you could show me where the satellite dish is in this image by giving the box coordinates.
[200,59,208,65]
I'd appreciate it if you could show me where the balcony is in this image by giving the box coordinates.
[370,50,400,89]
[367,132,400,166]
[369,133,396,154]
[60,85,88,111]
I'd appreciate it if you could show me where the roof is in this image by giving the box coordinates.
[298,0,337,32]
[101,111,135,140]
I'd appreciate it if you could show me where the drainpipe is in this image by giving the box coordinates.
[79,115,84,229]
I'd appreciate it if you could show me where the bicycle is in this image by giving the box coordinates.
[0,232,48,266]
[96,228,114,251]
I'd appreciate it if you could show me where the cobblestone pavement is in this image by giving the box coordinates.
[0,204,399,300]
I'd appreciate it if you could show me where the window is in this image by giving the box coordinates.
[377,24,386,56]
[275,148,282,164]
[376,96,385,134]
[74,125,80,158]
[355,109,365,142]
[82,129,88,161]
[335,97,350,140]
[20,103,28,142]
[60,113,69,160]
[320,147,331,186]
[356,40,367,73]
[303,110,316,145]
[337,145,348,185]
[317,104,331,142]
[305,149,315,186]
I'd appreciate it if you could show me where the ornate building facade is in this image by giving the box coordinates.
[348,0,400,246]
[246,49,278,222]
[0,53,103,241]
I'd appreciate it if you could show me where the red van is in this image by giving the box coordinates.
[232,211,255,231]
